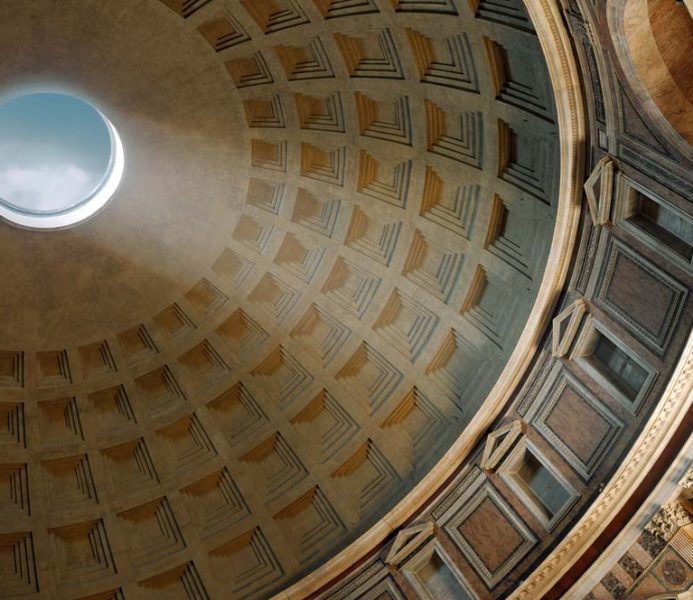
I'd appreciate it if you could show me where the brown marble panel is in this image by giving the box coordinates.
[457,496,525,574]
[595,237,688,355]
[544,386,613,466]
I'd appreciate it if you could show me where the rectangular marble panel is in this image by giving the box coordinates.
[438,472,536,588]
[526,363,623,480]
[591,235,687,356]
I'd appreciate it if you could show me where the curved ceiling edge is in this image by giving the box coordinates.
[274,0,587,596]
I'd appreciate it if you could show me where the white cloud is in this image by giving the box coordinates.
[0,164,95,212]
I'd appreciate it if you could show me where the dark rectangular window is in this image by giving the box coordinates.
[589,333,648,402]
[628,191,693,261]
[416,551,473,600]
[516,450,572,520]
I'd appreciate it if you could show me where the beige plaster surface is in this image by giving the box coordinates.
[0,0,247,349]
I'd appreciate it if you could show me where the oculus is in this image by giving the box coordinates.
[0,92,124,229]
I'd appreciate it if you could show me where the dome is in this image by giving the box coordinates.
[0,1,691,599]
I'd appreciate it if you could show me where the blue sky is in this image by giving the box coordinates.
[0,92,111,213]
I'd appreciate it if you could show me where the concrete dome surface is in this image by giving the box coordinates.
[0,1,691,599]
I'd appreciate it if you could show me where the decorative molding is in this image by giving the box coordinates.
[584,155,615,225]
[479,419,525,471]
[384,522,435,566]
[552,297,588,357]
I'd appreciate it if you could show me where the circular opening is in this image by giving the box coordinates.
[0,92,124,229]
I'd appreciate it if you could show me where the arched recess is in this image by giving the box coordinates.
[608,0,693,158]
